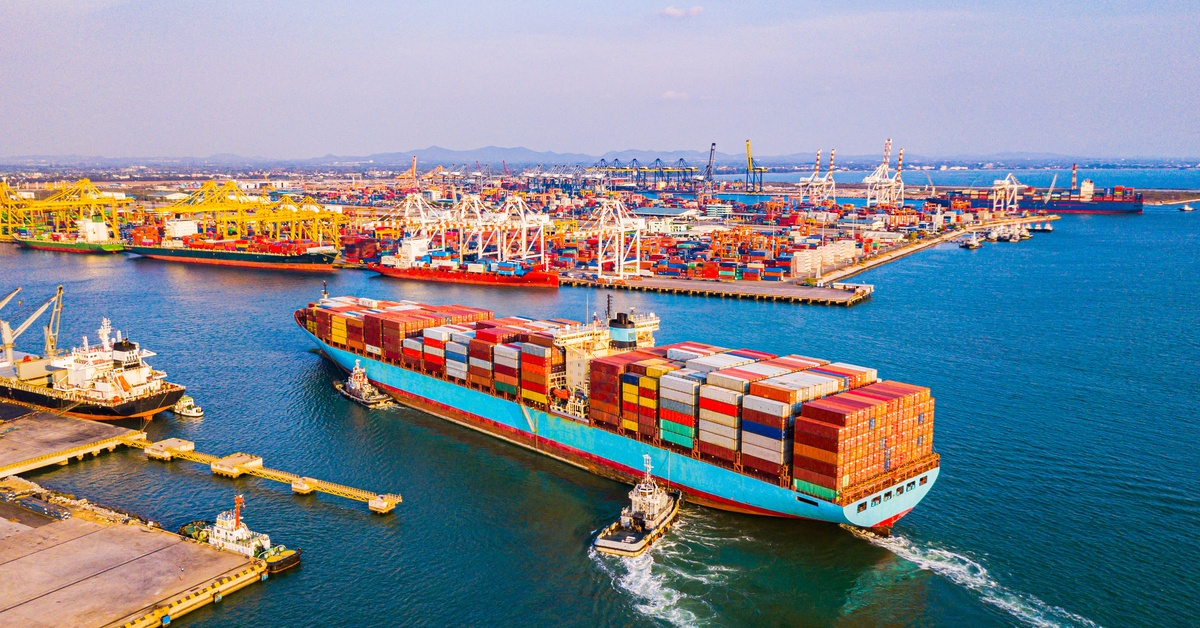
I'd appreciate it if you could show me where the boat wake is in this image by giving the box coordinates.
[852,529,1099,628]
[591,515,737,627]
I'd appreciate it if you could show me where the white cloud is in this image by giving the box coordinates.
[661,90,690,101]
[659,6,703,19]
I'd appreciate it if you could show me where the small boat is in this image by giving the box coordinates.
[335,359,393,407]
[1182,204,1195,212]
[593,455,682,558]
[959,234,982,249]
[1019,226,1032,239]
[179,495,301,574]
[985,230,999,242]
[173,395,204,418]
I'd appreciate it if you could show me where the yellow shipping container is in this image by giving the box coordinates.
[638,376,658,390]
[638,397,657,409]
[521,390,548,404]
[622,392,639,404]
[621,419,639,431]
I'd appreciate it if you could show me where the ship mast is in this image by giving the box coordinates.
[234,494,244,528]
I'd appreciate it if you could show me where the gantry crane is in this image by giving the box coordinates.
[745,140,768,192]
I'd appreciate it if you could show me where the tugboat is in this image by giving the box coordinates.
[0,287,185,420]
[1181,204,1195,212]
[179,495,301,574]
[593,455,682,558]
[958,234,983,249]
[172,395,204,418]
[334,360,392,407]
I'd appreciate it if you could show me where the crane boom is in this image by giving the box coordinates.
[1,286,62,364]
[0,287,19,313]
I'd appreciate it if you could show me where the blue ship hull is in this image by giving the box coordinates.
[307,332,939,529]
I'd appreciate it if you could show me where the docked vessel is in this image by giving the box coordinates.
[334,359,393,407]
[126,219,337,271]
[929,178,1142,214]
[594,455,682,557]
[296,294,940,530]
[14,218,124,254]
[0,287,185,420]
[179,496,301,574]
[958,234,983,249]
[367,238,559,288]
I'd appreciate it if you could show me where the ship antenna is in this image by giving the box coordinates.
[643,453,653,478]
[606,294,613,321]
[321,280,328,300]
[234,494,244,528]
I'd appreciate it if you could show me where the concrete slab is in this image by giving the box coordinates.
[0,411,137,475]
[0,516,257,628]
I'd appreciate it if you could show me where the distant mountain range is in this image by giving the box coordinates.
[1,146,1193,169]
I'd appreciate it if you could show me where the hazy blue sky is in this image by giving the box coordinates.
[1,1,1196,159]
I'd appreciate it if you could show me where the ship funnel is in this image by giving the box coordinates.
[609,311,636,349]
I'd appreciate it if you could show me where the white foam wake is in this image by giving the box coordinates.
[853,530,1100,628]
[591,516,733,627]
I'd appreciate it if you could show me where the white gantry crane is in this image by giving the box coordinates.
[991,174,1025,213]
[797,149,837,205]
[575,198,644,280]
[458,195,550,269]
[864,139,905,209]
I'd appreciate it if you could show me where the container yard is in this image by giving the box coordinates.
[297,293,940,530]
[1,145,1081,298]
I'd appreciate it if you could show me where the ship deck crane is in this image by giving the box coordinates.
[1,285,62,365]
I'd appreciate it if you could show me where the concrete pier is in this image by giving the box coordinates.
[0,480,264,628]
[561,275,871,306]
[0,405,143,477]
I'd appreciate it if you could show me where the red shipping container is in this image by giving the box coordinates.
[793,455,837,477]
[659,407,695,427]
[793,468,839,491]
[742,454,784,476]
[698,441,737,462]
[699,396,739,416]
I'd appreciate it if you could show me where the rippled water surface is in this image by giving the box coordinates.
[6,208,1197,627]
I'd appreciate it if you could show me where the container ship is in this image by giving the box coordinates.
[1,287,185,420]
[126,219,337,271]
[14,218,124,254]
[367,238,559,288]
[929,179,1142,214]
[295,295,939,530]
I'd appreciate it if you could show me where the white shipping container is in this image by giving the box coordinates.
[741,431,792,453]
[699,384,742,405]
[468,357,492,370]
[493,345,521,359]
[423,346,445,357]
[698,419,739,441]
[450,331,476,344]
[698,430,738,450]
[494,355,520,369]
[423,327,453,341]
[698,408,739,428]
[402,338,423,350]
[741,441,789,465]
[743,395,790,417]
[659,387,697,405]
[659,374,700,394]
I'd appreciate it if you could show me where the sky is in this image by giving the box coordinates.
[0,0,1197,160]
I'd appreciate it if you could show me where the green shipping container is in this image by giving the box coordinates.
[660,430,694,449]
[658,419,695,438]
[793,479,839,502]
[495,382,519,395]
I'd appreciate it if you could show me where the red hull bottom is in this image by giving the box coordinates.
[140,254,335,272]
[17,243,120,254]
[368,265,559,288]
[363,372,805,518]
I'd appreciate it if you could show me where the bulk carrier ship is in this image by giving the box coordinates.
[1,287,185,420]
[126,219,337,271]
[296,294,939,530]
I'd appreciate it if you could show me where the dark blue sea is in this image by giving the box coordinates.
[6,207,1198,626]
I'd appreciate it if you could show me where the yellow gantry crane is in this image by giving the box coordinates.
[0,179,132,243]
[153,181,347,244]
